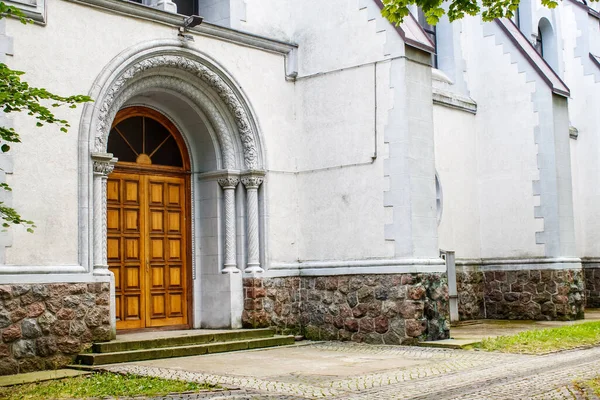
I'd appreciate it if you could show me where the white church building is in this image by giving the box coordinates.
[0,0,598,374]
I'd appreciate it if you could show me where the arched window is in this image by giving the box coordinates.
[108,108,188,170]
[535,26,543,57]
[536,18,558,72]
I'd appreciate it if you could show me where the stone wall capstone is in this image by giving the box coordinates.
[0,282,111,375]
[243,273,450,344]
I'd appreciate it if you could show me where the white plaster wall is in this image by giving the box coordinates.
[240,0,400,76]
[272,63,391,263]
[433,106,481,259]
[5,0,294,265]
[562,4,600,258]
[461,17,544,259]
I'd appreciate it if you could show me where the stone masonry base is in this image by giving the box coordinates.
[456,268,584,321]
[584,263,600,308]
[456,268,485,320]
[243,273,450,344]
[0,283,111,376]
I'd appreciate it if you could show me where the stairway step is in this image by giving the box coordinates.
[93,328,276,353]
[77,335,295,365]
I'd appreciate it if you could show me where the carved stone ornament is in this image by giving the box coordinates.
[241,175,264,190]
[110,76,236,169]
[91,153,117,176]
[218,176,240,189]
[94,55,259,169]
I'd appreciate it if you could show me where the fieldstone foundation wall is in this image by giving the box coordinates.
[0,282,111,375]
[483,269,584,320]
[456,268,485,320]
[583,263,600,308]
[243,273,450,344]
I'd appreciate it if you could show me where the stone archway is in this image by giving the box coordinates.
[79,41,266,334]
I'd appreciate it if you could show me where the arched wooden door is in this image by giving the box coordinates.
[106,107,191,331]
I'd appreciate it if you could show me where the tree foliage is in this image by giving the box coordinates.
[381,0,597,25]
[0,3,92,231]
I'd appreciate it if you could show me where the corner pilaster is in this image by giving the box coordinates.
[241,170,265,273]
[91,152,117,276]
[218,173,241,274]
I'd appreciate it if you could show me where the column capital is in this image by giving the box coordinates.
[241,170,265,190]
[218,175,240,190]
[91,153,117,177]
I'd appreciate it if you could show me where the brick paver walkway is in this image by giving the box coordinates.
[103,343,600,399]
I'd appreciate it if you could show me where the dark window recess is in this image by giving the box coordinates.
[417,8,438,68]
[173,0,197,16]
[535,27,543,57]
[108,116,183,168]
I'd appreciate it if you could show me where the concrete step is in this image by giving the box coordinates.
[417,338,482,349]
[92,328,277,353]
[77,335,295,365]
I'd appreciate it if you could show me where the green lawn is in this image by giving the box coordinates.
[472,321,600,354]
[0,372,218,400]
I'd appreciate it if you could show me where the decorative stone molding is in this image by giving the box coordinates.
[242,171,265,274]
[218,173,241,274]
[94,55,259,169]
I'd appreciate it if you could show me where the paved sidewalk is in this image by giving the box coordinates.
[102,342,600,399]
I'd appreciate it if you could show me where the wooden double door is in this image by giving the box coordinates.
[107,171,190,330]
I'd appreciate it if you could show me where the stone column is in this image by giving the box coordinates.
[218,176,241,273]
[242,172,265,273]
[91,153,117,276]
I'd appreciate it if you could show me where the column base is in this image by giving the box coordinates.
[222,266,241,274]
[93,265,112,276]
[245,265,264,273]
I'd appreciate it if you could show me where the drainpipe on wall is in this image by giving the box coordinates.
[440,249,458,324]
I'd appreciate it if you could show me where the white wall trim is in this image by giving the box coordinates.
[265,258,446,277]
[455,257,582,271]
[6,0,46,23]
[0,265,87,275]
[432,88,477,114]
[0,271,108,283]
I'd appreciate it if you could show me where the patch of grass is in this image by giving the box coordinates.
[571,377,600,398]
[584,377,600,395]
[472,321,600,354]
[0,372,219,400]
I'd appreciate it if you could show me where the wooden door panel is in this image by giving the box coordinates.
[150,211,164,233]
[107,180,120,202]
[145,175,187,328]
[124,180,140,203]
[125,295,141,320]
[151,267,165,288]
[109,172,145,330]
[149,182,164,205]
[109,172,188,330]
